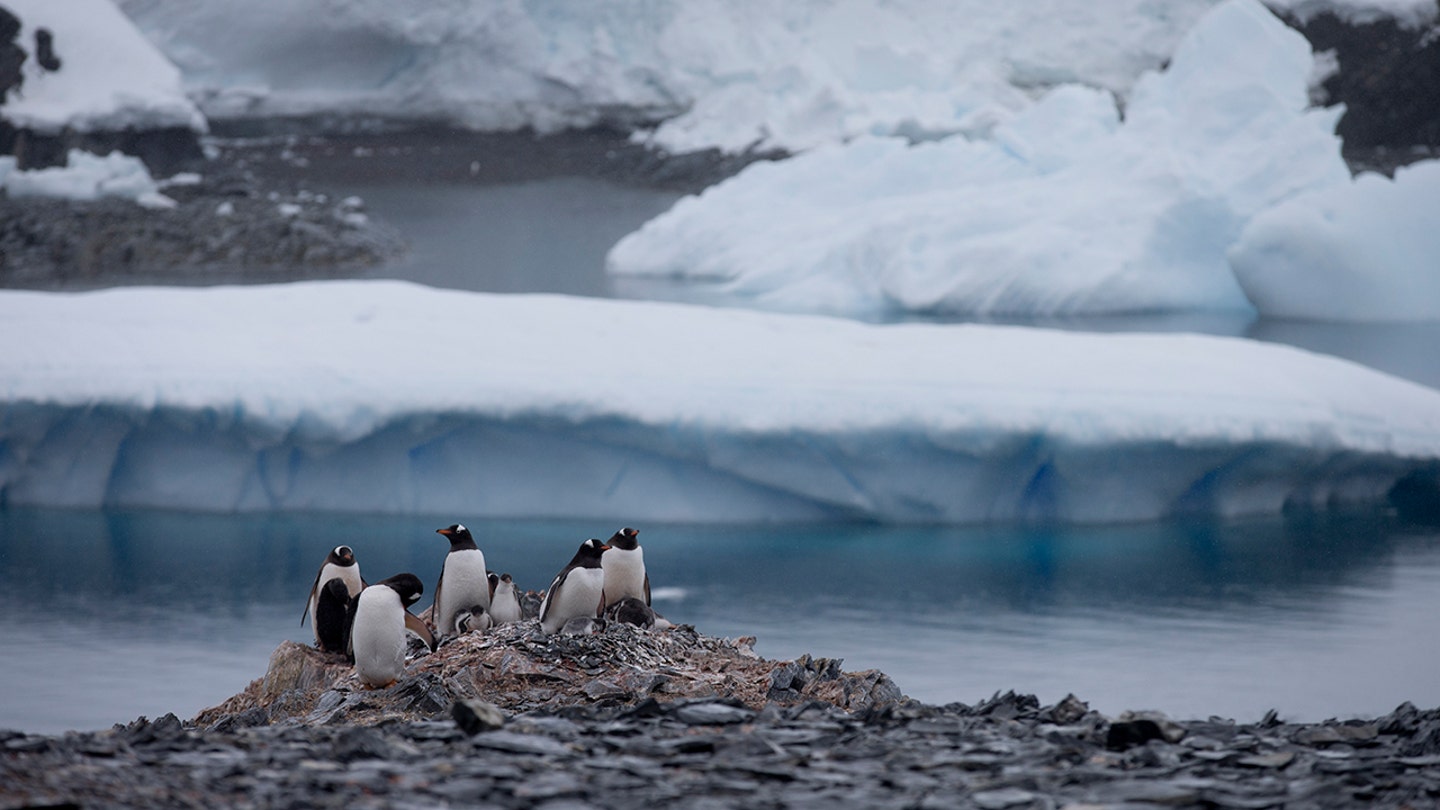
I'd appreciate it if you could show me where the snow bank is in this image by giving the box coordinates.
[0,149,175,207]
[1,281,1437,523]
[1229,161,1440,321]
[0,0,204,134]
[117,0,1220,154]
[607,0,1351,318]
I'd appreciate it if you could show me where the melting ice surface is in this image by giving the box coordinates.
[3,508,1440,734]
[2,280,1439,523]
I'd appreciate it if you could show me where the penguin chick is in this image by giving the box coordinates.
[314,577,356,654]
[488,572,523,625]
[433,524,489,638]
[601,527,649,606]
[303,545,363,646]
[453,604,492,635]
[604,596,656,629]
[538,538,609,634]
[350,573,434,688]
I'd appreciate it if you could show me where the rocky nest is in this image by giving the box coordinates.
[5,621,1440,808]
[197,621,903,729]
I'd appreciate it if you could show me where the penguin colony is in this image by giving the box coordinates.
[301,524,664,688]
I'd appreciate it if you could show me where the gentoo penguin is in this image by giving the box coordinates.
[313,578,356,654]
[303,545,364,647]
[538,538,609,634]
[433,524,489,637]
[605,596,656,629]
[350,573,435,688]
[453,604,492,635]
[488,572,523,625]
[601,527,649,607]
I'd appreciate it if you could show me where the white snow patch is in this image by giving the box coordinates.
[0,280,1436,524]
[1,149,176,207]
[1,0,205,134]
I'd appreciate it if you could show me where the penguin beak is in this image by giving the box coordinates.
[599,544,612,552]
[436,528,452,537]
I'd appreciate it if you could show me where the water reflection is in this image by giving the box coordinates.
[3,507,1438,732]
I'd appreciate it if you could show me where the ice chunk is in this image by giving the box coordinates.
[2,149,174,206]
[1229,160,1440,321]
[0,280,1436,523]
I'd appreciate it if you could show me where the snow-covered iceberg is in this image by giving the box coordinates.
[607,0,1364,319]
[116,0,1221,154]
[1229,160,1440,321]
[1,281,1437,523]
[1,0,204,134]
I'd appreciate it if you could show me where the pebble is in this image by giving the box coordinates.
[6,693,1440,809]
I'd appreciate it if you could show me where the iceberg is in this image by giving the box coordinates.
[1229,160,1440,322]
[606,0,1362,319]
[1,280,1437,524]
[0,0,205,134]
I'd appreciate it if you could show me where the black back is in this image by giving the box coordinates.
[377,573,425,607]
[566,538,610,570]
[315,578,355,654]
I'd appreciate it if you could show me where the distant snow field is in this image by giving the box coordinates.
[1,281,1436,523]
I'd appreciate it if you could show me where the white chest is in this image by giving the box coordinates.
[541,567,606,633]
[490,583,523,624]
[438,549,490,627]
[601,546,646,604]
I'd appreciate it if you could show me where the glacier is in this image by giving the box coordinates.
[606,0,1440,322]
[1,281,1437,523]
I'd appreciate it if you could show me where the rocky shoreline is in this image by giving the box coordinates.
[4,621,1440,809]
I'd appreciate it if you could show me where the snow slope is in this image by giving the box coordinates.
[1,0,204,134]
[1,281,1436,523]
[607,0,1357,319]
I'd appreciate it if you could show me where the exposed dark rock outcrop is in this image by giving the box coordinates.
[1281,9,1440,172]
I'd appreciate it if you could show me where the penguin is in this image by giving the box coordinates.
[302,545,364,647]
[538,538,610,634]
[313,578,356,654]
[605,596,656,629]
[453,604,492,635]
[601,527,650,607]
[488,572,523,625]
[433,524,489,638]
[350,573,435,688]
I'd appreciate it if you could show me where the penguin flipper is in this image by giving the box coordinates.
[432,562,445,630]
[302,574,320,626]
[538,568,569,624]
[643,573,651,607]
[405,610,436,652]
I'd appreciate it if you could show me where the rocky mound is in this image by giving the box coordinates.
[197,621,903,731]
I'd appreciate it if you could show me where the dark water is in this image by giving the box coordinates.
[3,507,1438,734]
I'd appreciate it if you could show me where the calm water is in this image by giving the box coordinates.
[2,507,1438,734]
[4,165,1438,734]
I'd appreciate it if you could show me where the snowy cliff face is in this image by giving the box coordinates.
[116,0,1223,154]
[2,282,1438,523]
